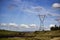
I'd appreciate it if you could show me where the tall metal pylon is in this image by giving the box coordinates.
[38,14,46,31]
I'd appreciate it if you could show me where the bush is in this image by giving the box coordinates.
[50,25,60,30]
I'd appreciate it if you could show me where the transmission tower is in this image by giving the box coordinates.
[38,14,46,31]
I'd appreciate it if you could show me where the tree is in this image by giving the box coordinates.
[50,25,60,30]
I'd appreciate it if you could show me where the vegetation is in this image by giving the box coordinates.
[0,29,60,40]
[50,25,60,30]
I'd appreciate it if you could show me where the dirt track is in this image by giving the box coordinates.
[50,37,60,40]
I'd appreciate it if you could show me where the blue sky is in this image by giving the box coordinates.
[0,0,60,31]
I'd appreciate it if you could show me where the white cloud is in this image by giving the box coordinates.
[49,24,55,27]
[29,24,36,28]
[47,12,60,17]
[44,24,55,30]
[20,24,37,28]
[9,0,60,17]
[22,6,47,15]
[52,3,60,8]
[0,23,7,26]
[20,24,30,28]
[8,23,18,27]
[0,23,36,28]
[0,23,18,27]
[12,0,47,15]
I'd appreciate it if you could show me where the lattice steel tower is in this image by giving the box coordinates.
[38,14,46,31]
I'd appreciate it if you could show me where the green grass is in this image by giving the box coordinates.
[0,30,60,40]
[0,38,25,40]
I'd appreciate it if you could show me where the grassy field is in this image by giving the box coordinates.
[0,30,60,40]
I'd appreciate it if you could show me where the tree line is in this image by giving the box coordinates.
[50,25,60,30]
